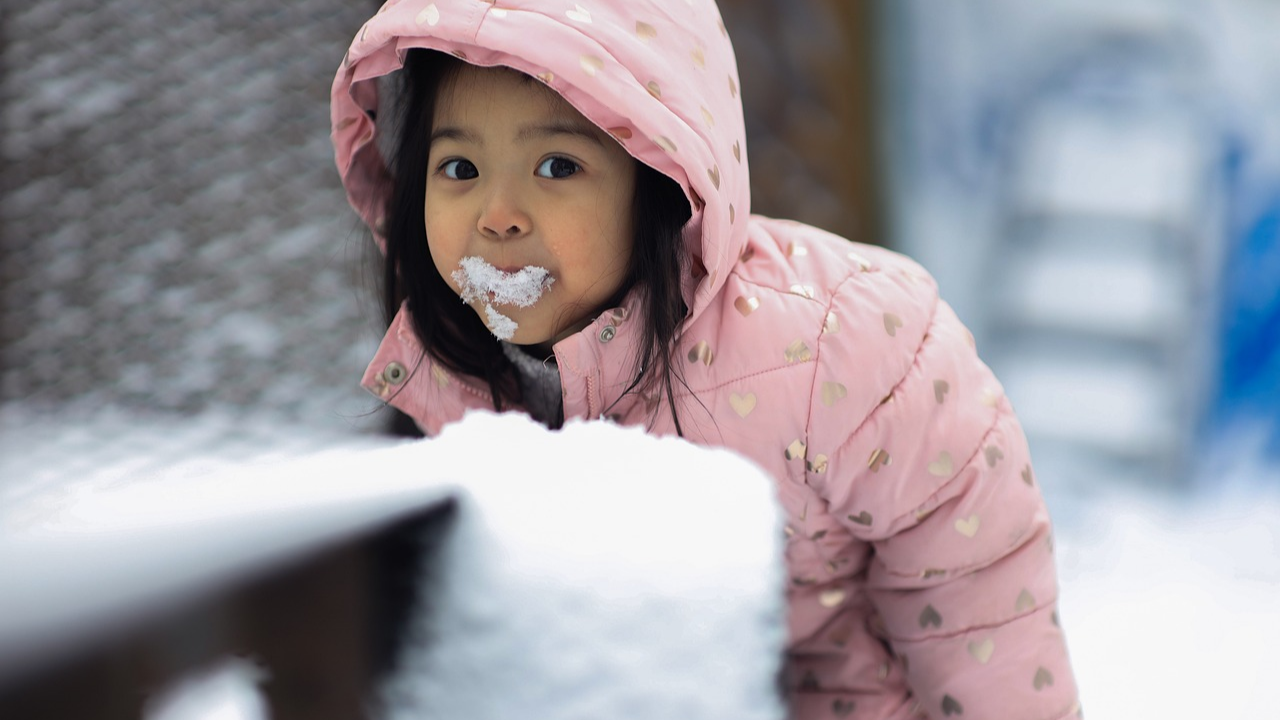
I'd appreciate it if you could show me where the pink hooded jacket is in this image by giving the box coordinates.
[331,1,1080,718]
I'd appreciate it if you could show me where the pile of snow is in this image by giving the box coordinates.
[378,413,787,720]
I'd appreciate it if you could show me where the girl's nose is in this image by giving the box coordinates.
[477,183,532,240]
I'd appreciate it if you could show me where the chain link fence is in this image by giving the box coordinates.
[1,1,383,428]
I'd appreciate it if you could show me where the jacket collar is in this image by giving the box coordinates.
[362,296,644,434]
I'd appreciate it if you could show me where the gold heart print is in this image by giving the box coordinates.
[607,126,632,141]
[1016,589,1036,612]
[728,74,738,97]
[729,392,756,418]
[883,312,904,337]
[579,54,604,76]
[823,311,840,334]
[646,81,662,99]
[416,3,440,26]
[734,295,758,316]
[981,388,999,408]
[954,514,980,538]
[1021,464,1035,486]
[707,165,720,189]
[565,4,591,22]
[431,364,450,388]
[828,623,853,647]
[789,284,815,299]
[729,204,735,224]
[927,451,954,477]
[635,20,656,41]
[941,695,963,717]
[800,670,819,691]
[787,241,809,257]
[848,251,872,271]
[1033,667,1054,690]
[984,445,1004,467]
[867,448,891,472]
[934,379,950,404]
[784,339,812,363]
[967,638,994,664]
[918,604,942,629]
[821,382,847,407]
[785,438,807,461]
[847,510,872,526]
[536,71,555,84]
[733,139,741,162]
[819,588,846,608]
[687,340,713,366]
[807,454,829,474]
[832,699,855,717]
[798,666,819,691]
[921,568,945,580]
[690,46,706,68]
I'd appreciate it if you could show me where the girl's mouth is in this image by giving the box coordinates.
[451,256,555,340]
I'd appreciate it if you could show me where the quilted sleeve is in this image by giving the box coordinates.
[805,268,1081,720]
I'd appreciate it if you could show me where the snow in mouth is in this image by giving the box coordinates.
[452,256,554,341]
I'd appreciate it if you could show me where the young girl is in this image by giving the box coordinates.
[331,1,1080,718]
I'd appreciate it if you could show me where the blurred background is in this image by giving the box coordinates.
[2,0,1278,718]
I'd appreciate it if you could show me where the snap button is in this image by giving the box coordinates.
[598,325,616,343]
[384,361,407,385]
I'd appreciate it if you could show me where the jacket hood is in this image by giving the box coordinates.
[331,0,750,321]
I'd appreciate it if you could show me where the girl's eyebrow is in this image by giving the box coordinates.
[429,126,480,147]
[515,120,604,147]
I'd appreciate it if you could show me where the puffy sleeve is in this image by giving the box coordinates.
[802,265,1081,720]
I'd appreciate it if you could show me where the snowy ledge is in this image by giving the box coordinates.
[0,412,787,720]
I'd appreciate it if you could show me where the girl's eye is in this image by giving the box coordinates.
[441,159,479,180]
[535,156,581,179]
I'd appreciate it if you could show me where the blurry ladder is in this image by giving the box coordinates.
[986,28,1222,486]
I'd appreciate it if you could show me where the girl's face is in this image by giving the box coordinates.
[424,64,636,352]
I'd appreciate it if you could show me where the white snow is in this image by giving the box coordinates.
[143,658,270,720]
[482,304,518,341]
[452,256,554,340]
[1055,485,1280,719]
[377,413,787,720]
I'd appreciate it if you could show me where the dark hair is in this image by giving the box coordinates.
[381,49,693,432]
